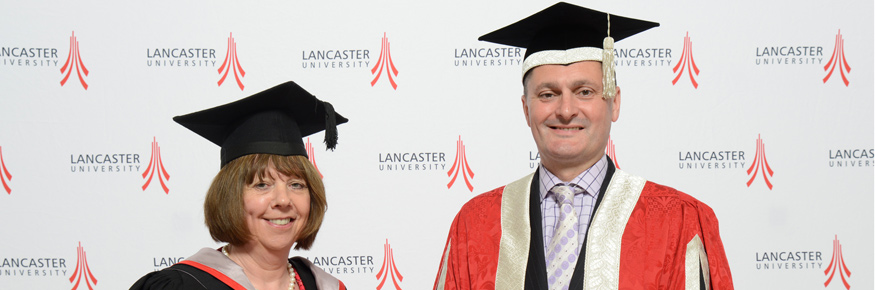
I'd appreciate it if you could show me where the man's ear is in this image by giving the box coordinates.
[611,87,621,122]
[522,94,531,126]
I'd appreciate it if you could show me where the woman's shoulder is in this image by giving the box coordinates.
[289,257,348,290]
[129,264,232,290]
[129,266,194,290]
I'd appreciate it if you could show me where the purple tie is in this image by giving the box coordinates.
[547,185,579,290]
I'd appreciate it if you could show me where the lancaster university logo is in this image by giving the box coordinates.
[218,33,245,90]
[824,235,852,289]
[0,146,11,194]
[371,33,399,90]
[606,136,621,169]
[305,138,323,178]
[376,239,403,290]
[141,137,170,194]
[823,30,851,86]
[60,31,89,90]
[672,32,699,88]
[69,242,97,290]
[746,134,773,190]
[447,136,474,192]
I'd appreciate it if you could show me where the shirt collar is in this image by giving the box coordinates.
[539,155,609,201]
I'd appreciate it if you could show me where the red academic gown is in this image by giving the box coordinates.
[434,163,733,290]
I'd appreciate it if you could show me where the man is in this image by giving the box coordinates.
[433,3,733,290]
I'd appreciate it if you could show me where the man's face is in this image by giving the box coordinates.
[522,61,621,175]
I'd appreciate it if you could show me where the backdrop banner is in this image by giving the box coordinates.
[0,1,872,289]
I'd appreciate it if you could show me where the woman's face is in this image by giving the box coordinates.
[242,164,310,251]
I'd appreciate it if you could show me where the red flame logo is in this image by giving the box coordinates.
[218,33,246,90]
[370,33,399,90]
[672,32,699,88]
[746,134,773,190]
[60,31,89,90]
[823,30,851,86]
[447,136,474,192]
[376,239,403,290]
[305,138,323,179]
[606,136,621,170]
[824,235,852,289]
[0,146,11,194]
[142,137,170,194]
[68,242,98,290]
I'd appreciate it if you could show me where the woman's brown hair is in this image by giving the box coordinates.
[203,154,326,250]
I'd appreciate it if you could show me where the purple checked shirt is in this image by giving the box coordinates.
[539,155,608,260]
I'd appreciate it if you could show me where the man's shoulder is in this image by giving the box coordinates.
[639,180,684,198]
[456,172,534,216]
[636,179,716,213]
[457,185,506,216]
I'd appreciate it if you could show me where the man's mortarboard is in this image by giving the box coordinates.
[173,81,348,167]
[478,2,659,98]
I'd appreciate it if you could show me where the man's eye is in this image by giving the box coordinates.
[579,89,594,96]
[538,93,556,99]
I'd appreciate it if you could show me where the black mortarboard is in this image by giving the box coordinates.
[173,81,348,167]
[479,2,659,98]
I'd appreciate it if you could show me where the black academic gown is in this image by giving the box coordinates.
[130,248,345,290]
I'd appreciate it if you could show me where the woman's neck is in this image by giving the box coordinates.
[225,244,292,290]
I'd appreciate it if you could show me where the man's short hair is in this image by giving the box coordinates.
[204,154,327,250]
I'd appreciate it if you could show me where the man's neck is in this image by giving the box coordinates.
[541,157,599,182]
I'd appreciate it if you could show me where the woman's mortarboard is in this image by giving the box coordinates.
[478,2,659,98]
[173,81,348,167]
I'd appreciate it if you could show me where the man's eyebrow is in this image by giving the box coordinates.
[571,79,600,88]
[530,79,600,93]
[532,81,559,91]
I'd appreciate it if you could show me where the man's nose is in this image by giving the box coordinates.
[555,92,578,120]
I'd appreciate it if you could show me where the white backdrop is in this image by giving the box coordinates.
[0,1,872,289]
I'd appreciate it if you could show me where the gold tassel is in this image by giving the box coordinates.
[603,14,616,99]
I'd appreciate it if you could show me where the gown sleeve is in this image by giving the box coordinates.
[697,202,734,290]
[129,269,202,290]
[434,188,505,290]
[434,211,466,290]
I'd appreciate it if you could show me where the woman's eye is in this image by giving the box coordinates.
[252,182,270,189]
[290,182,308,190]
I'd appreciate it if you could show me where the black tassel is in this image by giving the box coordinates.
[322,101,338,150]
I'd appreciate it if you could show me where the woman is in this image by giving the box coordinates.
[131,81,348,290]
